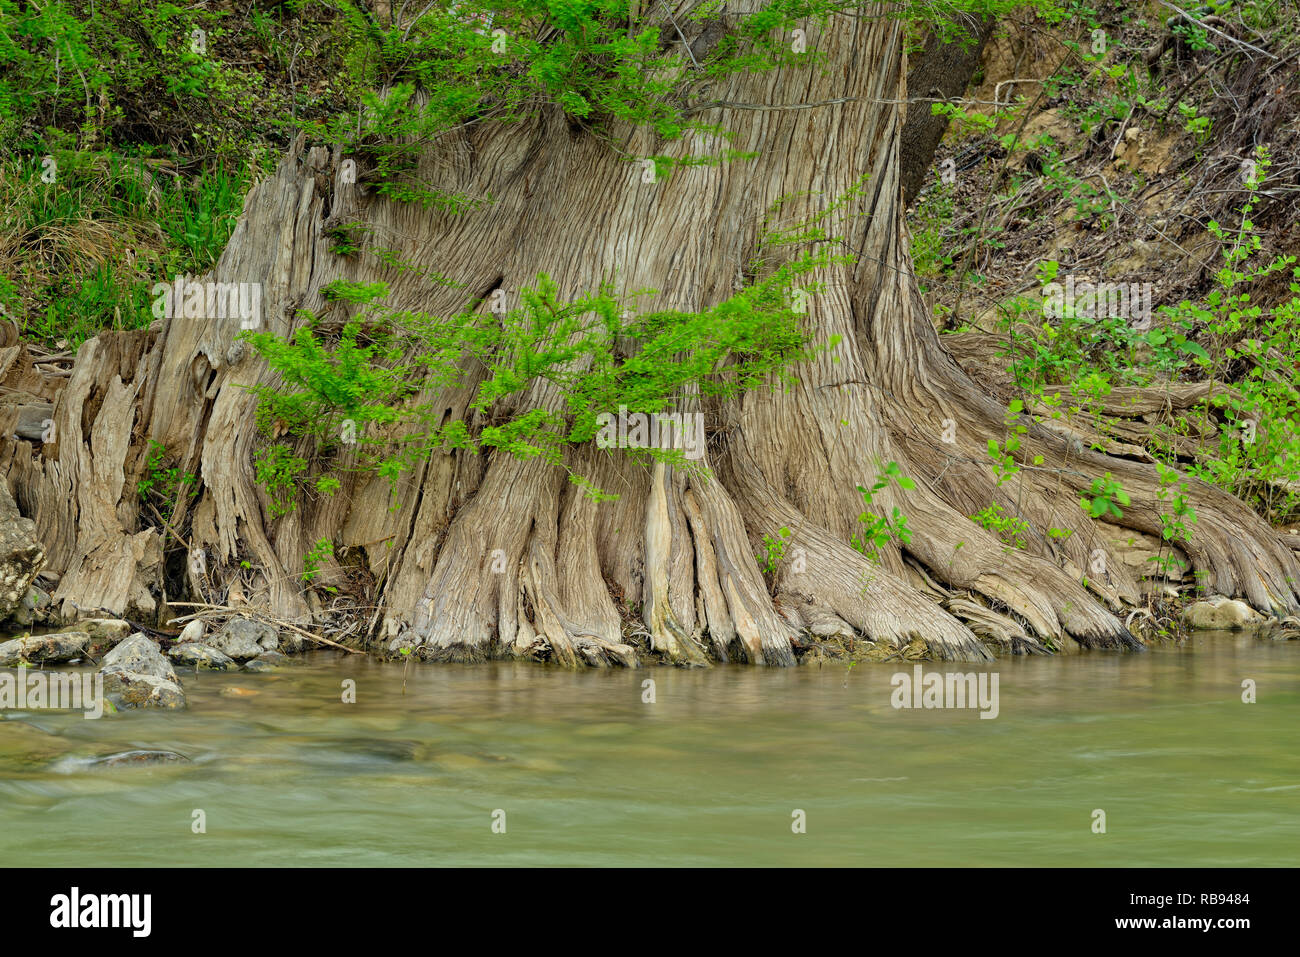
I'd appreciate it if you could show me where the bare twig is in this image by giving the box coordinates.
[1158,2,1279,60]
[165,603,364,654]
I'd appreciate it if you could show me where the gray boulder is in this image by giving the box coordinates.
[89,750,190,768]
[61,618,133,643]
[100,633,179,683]
[204,618,280,659]
[98,634,187,709]
[248,649,292,670]
[8,585,51,628]
[167,643,236,671]
[1183,596,1265,631]
[100,672,186,710]
[0,631,92,665]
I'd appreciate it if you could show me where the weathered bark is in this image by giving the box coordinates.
[4,7,1298,663]
[0,481,43,619]
[899,15,997,207]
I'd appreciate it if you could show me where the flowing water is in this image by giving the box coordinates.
[2,632,1297,866]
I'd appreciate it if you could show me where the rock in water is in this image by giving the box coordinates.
[0,484,44,624]
[167,643,236,671]
[60,618,133,643]
[205,617,280,659]
[9,585,51,628]
[1183,597,1265,631]
[100,673,187,710]
[100,633,179,682]
[0,631,93,665]
[98,633,186,710]
[244,650,292,671]
[90,750,190,768]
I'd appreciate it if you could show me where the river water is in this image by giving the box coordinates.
[1,631,1297,866]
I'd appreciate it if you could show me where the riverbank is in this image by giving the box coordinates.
[3,583,1299,699]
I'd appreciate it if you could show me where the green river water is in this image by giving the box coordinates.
[1,631,1297,866]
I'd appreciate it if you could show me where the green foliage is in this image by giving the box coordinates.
[1155,150,1300,524]
[137,439,195,523]
[1,149,251,346]
[244,312,410,444]
[244,253,834,510]
[911,182,956,285]
[306,0,838,205]
[302,537,335,584]
[322,280,391,304]
[1178,103,1211,145]
[850,461,915,563]
[758,527,791,575]
[929,101,996,137]
[1170,15,1215,53]
[971,501,1030,548]
[1032,144,1120,226]
[0,0,282,159]
[0,0,1088,343]
[0,0,328,344]
[326,221,371,257]
[253,444,309,519]
[972,399,1045,550]
[986,398,1041,486]
[1080,472,1129,519]
[1191,315,1300,524]
[1003,260,1207,394]
[1148,462,1197,580]
[306,0,1084,207]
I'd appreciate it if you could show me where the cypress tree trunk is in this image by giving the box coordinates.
[899,14,997,207]
[6,8,1297,665]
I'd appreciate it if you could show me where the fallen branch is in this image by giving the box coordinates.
[1158,2,1279,61]
[165,603,365,654]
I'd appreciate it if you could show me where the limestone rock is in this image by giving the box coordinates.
[101,672,186,710]
[60,618,133,643]
[0,631,93,665]
[1183,596,1264,631]
[100,633,179,682]
[204,617,280,660]
[242,648,294,671]
[89,750,190,768]
[166,643,236,671]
